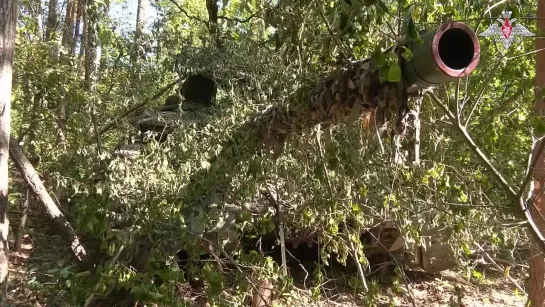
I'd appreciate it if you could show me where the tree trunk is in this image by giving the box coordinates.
[529,0,545,305]
[45,0,59,41]
[0,0,17,301]
[131,0,147,87]
[56,0,79,148]
[77,0,86,73]
[27,0,43,41]
[61,0,77,49]
[85,0,99,91]
[206,0,222,48]
[14,189,30,251]
[84,0,103,153]
[73,0,84,55]
[9,137,93,269]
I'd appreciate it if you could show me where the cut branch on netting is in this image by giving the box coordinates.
[180,57,407,209]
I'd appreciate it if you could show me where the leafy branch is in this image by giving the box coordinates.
[428,91,545,253]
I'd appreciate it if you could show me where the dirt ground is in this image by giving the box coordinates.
[5,209,530,307]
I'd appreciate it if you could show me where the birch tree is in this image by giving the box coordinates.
[0,0,18,300]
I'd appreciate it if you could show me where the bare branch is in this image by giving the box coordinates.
[455,78,461,126]
[474,242,527,295]
[217,11,260,24]
[465,60,503,127]
[98,79,179,136]
[506,47,545,61]
[430,91,517,196]
[167,0,208,24]
[518,136,545,199]
[428,91,545,253]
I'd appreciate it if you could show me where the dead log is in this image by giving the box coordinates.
[9,136,94,269]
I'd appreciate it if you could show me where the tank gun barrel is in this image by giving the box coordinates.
[402,22,481,93]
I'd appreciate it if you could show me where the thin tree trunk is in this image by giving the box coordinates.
[16,76,42,253]
[45,0,59,41]
[529,0,545,305]
[28,0,43,41]
[14,189,30,251]
[85,0,98,91]
[131,0,147,87]
[62,0,77,49]
[0,0,17,300]
[206,0,222,48]
[73,0,84,55]
[9,137,93,269]
[57,0,79,148]
[85,0,103,153]
[77,0,86,73]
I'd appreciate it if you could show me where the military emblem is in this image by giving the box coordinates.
[479,11,534,49]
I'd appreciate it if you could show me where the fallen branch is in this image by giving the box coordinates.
[474,242,527,295]
[468,251,529,269]
[98,79,179,136]
[9,136,94,269]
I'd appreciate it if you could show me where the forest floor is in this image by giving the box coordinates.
[5,208,529,307]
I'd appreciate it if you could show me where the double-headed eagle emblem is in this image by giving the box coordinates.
[479,11,534,49]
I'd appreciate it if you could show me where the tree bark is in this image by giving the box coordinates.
[73,0,84,55]
[62,0,77,49]
[77,0,86,73]
[0,0,17,300]
[84,0,103,154]
[14,189,30,251]
[85,0,99,91]
[8,137,93,269]
[27,0,43,41]
[529,0,545,305]
[206,0,221,47]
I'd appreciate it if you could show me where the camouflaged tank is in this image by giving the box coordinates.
[111,71,458,274]
[113,73,218,159]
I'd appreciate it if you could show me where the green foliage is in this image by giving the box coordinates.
[9,0,540,305]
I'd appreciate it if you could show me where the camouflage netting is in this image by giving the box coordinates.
[103,39,446,283]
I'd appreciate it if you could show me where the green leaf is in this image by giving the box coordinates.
[377,53,387,67]
[386,63,402,82]
[76,271,91,277]
[472,270,483,280]
[401,47,413,61]
[59,268,70,278]
[403,4,416,25]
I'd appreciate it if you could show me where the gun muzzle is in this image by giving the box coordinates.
[402,22,480,93]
